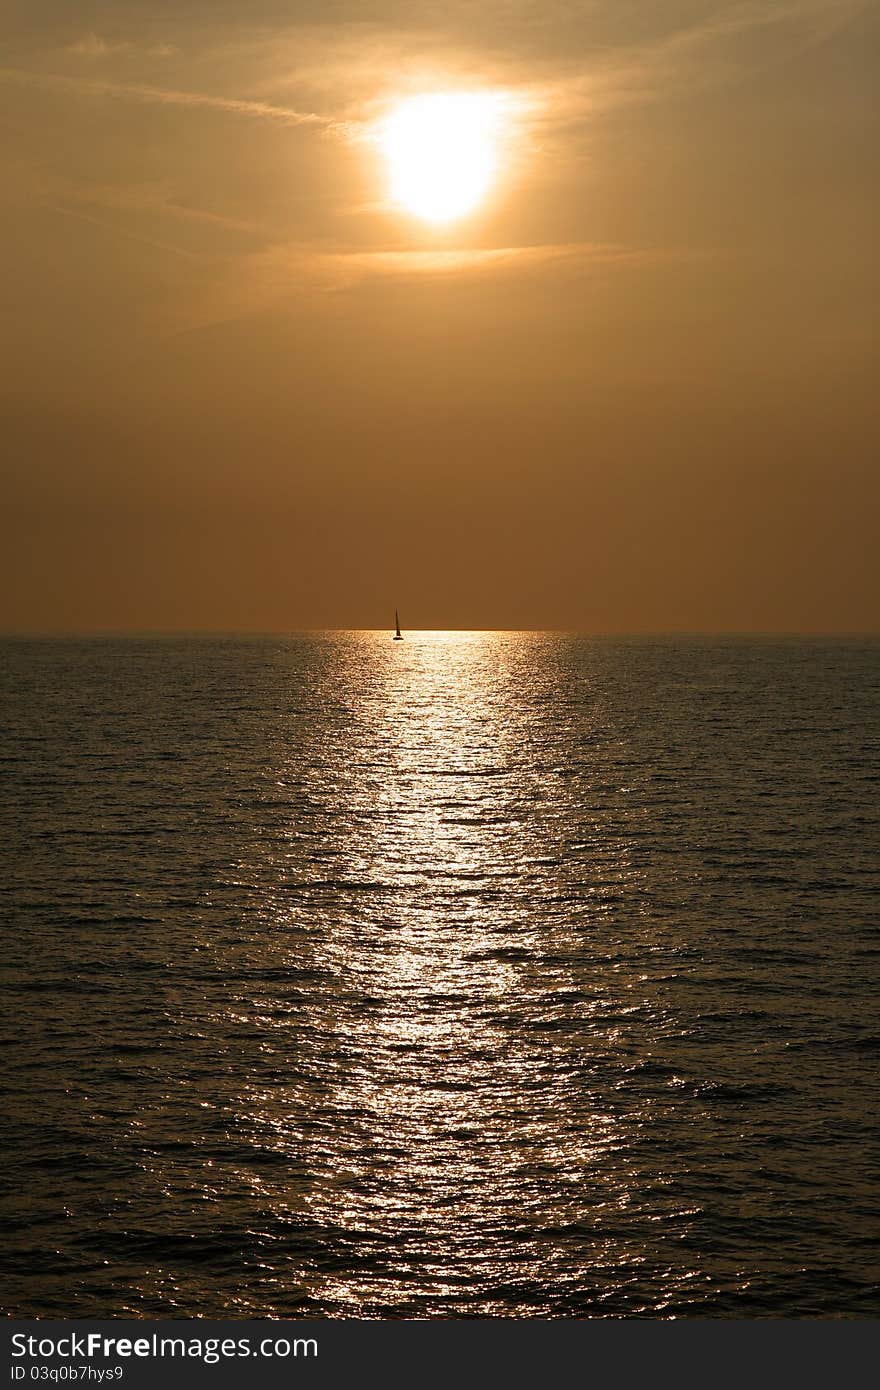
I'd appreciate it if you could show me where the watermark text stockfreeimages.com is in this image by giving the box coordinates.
[11,1333,317,1367]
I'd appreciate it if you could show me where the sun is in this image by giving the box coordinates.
[379,91,505,225]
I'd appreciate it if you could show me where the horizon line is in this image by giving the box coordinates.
[2,627,879,640]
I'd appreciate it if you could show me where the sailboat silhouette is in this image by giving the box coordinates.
[393,609,403,640]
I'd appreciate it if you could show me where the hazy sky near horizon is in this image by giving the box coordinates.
[2,0,877,631]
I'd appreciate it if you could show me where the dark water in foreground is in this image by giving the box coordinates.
[2,634,879,1318]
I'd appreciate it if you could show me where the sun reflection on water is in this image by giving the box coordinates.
[201,631,686,1316]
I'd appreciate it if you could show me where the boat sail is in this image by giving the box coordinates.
[393,609,403,640]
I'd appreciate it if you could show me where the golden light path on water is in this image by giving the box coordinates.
[197,633,699,1316]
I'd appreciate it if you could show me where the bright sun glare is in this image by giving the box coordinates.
[380,91,505,225]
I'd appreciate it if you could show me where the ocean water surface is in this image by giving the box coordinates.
[2,633,879,1317]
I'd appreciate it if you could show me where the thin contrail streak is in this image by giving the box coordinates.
[0,68,339,130]
[48,202,200,259]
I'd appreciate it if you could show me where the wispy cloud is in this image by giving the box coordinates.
[66,34,178,60]
[0,67,335,131]
[156,236,693,338]
[322,242,671,279]
[48,202,199,260]
[43,173,264,230]
[66,35,132,60]
[7,1,865,160]
[536,0,873,121]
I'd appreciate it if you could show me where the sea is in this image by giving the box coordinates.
[2,633,879,1318]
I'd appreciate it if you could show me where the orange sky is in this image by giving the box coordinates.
[2,1,877,631]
